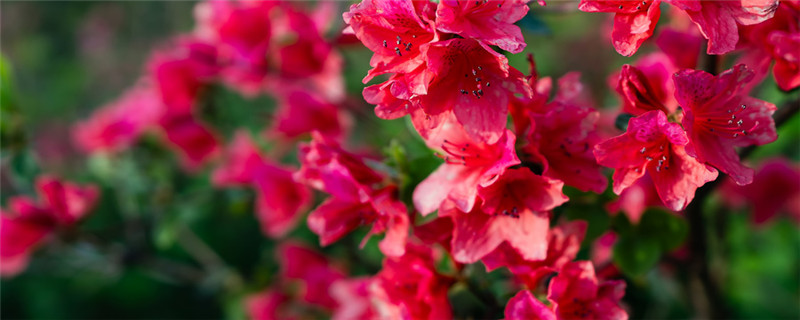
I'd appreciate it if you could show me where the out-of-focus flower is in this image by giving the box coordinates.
[504,290,556,320]
[547,261,628,320]
[0,176,99,277]
[296,132,409,257]
[213,132,311,238]
[73,83,163,153]
[371,242,454,320]
[720,158,800,225]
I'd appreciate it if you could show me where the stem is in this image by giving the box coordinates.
[685,97,799,318]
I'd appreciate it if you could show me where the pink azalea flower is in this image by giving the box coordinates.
[413,112,520,215]
[606,173,665,224]
[513,70,608,193]
[147,39,219,113]
[295,132,384,203]
[615,53,680,116]
[503,290,556,320]
[594,110,718,211]
[343,0,437,82]
[578,0,662,56]
[307,186,410,257]
[1,176,99,277]
[654,28,702,70]
[720,158,800,225]
[296,133,409,257]
[363,72,419,121]
[435,0,531,53]
[768,31,800,90]
[591,231,618,267]
[244,290,291,320]
[213,132,311,238]
[483,220,587,288]
[442,199,550,264]
[245,243,345,320]
[547,261,628,320]
[674,64,777,185]
[737,2,799,91]
[158,112,220,170]
[268,88,348,141]
[672,0,780,54]
[194,0,274,94]
[418,38,529,144]
[477,167,568,216]
[278,242,345,309]
[372,242,454,320]
[72,83,163,153]
[330,277,377,320]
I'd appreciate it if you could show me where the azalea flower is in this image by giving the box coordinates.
[435,0,531,53]
[547,261,628,320]
[594,110,718,211]
[675,64,777,185]
[0,177,99,277]
[213,132,311,238]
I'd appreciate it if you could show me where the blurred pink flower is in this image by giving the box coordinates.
[1,176,99,277]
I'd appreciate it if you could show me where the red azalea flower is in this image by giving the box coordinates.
[672,0,779,54]
[343,0,437,82]
[418,38,529,144]
[720,158,800,225]
[194,0,273,94]
[504,290,556,320]
[514,71,608,193]
[269,88,347,141]
[483,220,587,288]
[435,0,531,53]
[594,110,718,211]
[413,112,520,215]
[363,71,422,121]
[578,0,662,56]
[330,277,377,320]
[148,39,219,113]
[606,173,665,224]
[768,31,800,90]
[278,242,346,309]
[213,132,311,238]
[295,132,384,203]
[372,242,454,320]
[0,177,98,277]
[615,53,680,116]
[244,290,291,320]
[655,28,702,70]
[307,186,410,257]
[737,2,799,91]
[158,112,220,170]
[72,83,163,153]
[442,199,550,264]
[477,166,569,216]
[547,261,628,320]
[675,64,777,185]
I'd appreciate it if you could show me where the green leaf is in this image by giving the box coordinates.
[613,235,661,277]
[638,209,689,251]
[615,113,635,132]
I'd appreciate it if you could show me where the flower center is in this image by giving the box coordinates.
[697,104,756,139]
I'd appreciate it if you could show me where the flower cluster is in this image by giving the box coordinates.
[3,0,798,319]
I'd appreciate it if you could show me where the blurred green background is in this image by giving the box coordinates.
[1,1,798,319]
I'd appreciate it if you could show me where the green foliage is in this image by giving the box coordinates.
[612,210,689,277]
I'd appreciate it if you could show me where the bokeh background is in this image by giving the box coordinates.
[1,1,798,319]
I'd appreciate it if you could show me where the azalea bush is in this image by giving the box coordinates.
[1,0,799,319]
